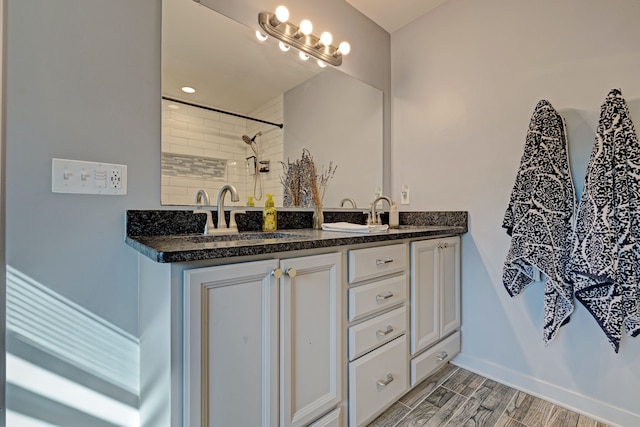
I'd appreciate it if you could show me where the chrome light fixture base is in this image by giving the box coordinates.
[258,12,343,66]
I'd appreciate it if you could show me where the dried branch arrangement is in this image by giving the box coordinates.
[280,149,337,207]
[280,157,304,207]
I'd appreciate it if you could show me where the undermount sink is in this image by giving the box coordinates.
[185,232,308,244]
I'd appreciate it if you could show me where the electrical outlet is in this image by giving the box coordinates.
[401,184,410,205]
[109,169,122,189]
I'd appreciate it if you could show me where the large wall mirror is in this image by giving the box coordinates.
[161,0,383,209]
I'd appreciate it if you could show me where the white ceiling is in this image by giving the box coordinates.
[345,0,450,33]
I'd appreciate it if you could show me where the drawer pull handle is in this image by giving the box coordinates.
[376,258,394,265]
[376,292,394,301]
[271,268,283,279]
[376,326,394,337]
[285,268,297,278]
[436,351,449,362]
[377,374,394,388]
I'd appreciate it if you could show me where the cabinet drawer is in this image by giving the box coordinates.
[348,275,407,322]
[349,306,407,361]
[308,408,341,427]
[410,331,460,387]
[349,335,408,427]
[348,244,407,284]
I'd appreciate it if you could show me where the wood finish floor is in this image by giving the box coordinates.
[368,364,610,427]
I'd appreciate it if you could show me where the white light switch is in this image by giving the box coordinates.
[52,158,127,195]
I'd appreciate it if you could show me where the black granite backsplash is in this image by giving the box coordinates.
[126,209,467,237]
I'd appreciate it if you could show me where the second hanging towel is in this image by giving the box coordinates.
[568,88,640,353]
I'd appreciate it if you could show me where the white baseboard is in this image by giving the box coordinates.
[451,353,638,427]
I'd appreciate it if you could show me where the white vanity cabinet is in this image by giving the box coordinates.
[346,243,410,427]
[183,252,342,427]
[136,228,464,427]
[409,236,461,386]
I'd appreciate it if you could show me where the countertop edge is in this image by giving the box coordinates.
[126,226,466,264]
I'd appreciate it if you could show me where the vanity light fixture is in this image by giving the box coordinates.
[258,5,350,67]
[255,31,268,41]
[279,41,290,52]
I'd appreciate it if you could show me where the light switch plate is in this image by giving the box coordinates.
[401,184,410,205]
[52,158,127,195]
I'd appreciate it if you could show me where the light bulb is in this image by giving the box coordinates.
[299,51,309,61]
[181,86,195,94]
[279,41,290,52]
[317,60,327,68]
[338,41,351,55]
[320,32,333,46]
[299,20,313,35]
[255,31,268,41]
[275,6,289,23]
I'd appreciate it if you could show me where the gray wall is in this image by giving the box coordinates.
[6,0,161,336]
[391,0,640,425]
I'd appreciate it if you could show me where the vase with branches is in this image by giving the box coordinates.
[303,149,337,229]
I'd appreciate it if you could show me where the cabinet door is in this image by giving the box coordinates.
[280,252,342,427]
[439,236,461,337]
[410,240,440,355]
[183,259,279,427]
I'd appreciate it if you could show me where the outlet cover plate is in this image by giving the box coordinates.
[52,158,127,195]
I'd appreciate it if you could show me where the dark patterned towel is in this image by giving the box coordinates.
[503,100,576,345]
[568,89,640,353]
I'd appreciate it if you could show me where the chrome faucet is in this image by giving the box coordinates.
[340,197,358,208]
[195,189,210,207]
[369,195,392,225]
[193,189,214,235]
[216,184,240,229]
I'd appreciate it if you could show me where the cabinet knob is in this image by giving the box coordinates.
[436,351,449,362]
[285,268,297,278]
[375,258,394,265]
[375,291,394,302]
[376,374,394,388]
[271,268,283,279]
[376,326,394,337]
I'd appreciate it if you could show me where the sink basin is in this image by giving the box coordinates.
[185,232,308,244]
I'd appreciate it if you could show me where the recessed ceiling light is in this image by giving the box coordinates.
[181,86,196,94]
[167,104,180,110]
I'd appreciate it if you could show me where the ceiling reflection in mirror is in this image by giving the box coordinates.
[161,0,383,208]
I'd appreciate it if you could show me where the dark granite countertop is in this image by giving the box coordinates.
[126,225,466,263]
[125,209,467,263]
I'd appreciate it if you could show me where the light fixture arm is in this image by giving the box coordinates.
[258,11,343,66]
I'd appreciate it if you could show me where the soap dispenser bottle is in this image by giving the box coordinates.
[263,193,277,232]
[389,201,399,228]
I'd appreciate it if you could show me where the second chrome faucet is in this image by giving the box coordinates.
[369,195,392,225]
